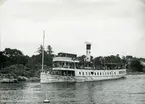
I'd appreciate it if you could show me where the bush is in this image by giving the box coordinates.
[130,59,143,72]
[0,64,31,77]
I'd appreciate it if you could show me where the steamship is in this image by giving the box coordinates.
[40,42,126,83]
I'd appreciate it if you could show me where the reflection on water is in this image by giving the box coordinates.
[0,75,145,104]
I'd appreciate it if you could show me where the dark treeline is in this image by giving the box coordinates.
[0,45,145,79]
[0,45,54,78]
[78,54,145,72]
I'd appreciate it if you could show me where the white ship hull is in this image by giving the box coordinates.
[40,69,126,83]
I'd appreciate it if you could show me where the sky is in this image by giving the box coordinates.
[0,0,145,57]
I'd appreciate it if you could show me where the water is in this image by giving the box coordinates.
[0,75,145,104]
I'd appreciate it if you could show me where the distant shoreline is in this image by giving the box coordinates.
[127,71,145,75]
[0,75,40,83]
[0,71,145,83]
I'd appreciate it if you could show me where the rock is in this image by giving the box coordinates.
[17,76,28,81]
[0,78,18,83]
[28,77,40,82]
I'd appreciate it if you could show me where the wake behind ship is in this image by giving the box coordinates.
[40,42,126,83]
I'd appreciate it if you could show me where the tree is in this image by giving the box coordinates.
[93,56,102,64]
[92,56,103,69]
[0,51,7,68]
[37,45,43,54]
[126,55,133,60]
[3,48,28,66]
[78,55,86,63]
[47,45,53,55]
[28,45,54,70]
[115,54,121,63]
[4,48,23,57]
[130,59,143,72]
[122,56,127,63]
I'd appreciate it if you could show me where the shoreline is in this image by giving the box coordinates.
[127,71,145,75]
[1,71,145,83]
[0,75,40,83]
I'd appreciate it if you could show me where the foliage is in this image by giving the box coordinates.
[78,55,86,63]
[1,48,30,67]
[0,64,29,78]
[0,46,145,79]
[47,45,53,55]
[0,51,7,68]
[4,48,23,57]
[93,55,122,65]
[129,59,143,72]
[37,45,43,54]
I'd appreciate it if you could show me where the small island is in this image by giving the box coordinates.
[0,45,145,83]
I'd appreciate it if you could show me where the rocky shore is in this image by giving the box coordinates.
[0,74,40,83]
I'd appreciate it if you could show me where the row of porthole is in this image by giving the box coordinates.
[79,71,116,76]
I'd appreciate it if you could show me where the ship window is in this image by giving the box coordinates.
[79,72,81,75]
[91,72,94,75]
[82,72,84,75]
[95,73,96,75]
[100,72,101,75]
[97,72,99,75]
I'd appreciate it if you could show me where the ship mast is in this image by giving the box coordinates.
[42,30,45,72]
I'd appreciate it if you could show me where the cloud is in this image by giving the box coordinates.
[0,0,145,57]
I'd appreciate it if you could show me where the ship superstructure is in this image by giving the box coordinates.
[40,43,126,83]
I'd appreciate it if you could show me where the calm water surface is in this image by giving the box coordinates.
[0,75,145,104]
